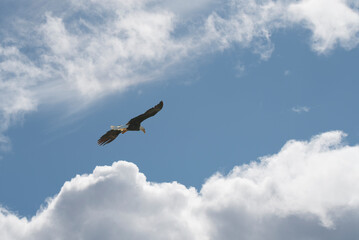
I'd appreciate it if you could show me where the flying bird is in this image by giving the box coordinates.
[98,101,163,146]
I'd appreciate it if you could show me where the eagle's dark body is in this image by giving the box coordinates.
[98,101,163,145]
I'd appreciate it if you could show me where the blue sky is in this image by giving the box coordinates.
[1,0,359,239]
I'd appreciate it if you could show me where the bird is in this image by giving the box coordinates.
[97,101,163,146]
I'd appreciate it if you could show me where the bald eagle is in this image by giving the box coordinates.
[97,101,163,145]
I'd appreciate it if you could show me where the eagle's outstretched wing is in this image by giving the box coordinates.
[97,129,122,146]
[127,101,163,126]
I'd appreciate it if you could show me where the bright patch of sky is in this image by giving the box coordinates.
[1,0,359,239]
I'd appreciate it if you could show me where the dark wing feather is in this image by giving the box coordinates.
[97,129,121,146]
[127,101,163,125]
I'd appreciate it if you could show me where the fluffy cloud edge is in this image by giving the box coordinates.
[1,131,359,239]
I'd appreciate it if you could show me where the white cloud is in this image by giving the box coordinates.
[1,0,359,149]
[203,0,284,60]
[0,45,42,150]
[204,0,359,56]
[1,131,359,239]
[292,106,310,113]
[288,0,359,53]
[0,0,192,148]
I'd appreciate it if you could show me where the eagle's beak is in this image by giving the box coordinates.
[141,128,146,134]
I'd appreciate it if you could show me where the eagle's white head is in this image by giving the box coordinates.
[140,126,146,133]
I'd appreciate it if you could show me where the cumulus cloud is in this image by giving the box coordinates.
[288,0,359,53]
[1,0,359,149]
[1,131,359,239]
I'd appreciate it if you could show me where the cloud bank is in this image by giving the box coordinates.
[1,0,359,148]
[1,131,359,239]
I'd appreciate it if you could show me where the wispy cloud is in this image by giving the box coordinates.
[292,106,310,113]
[0,0,359,149]
[1,131,359,239]
[0,0,194,148]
